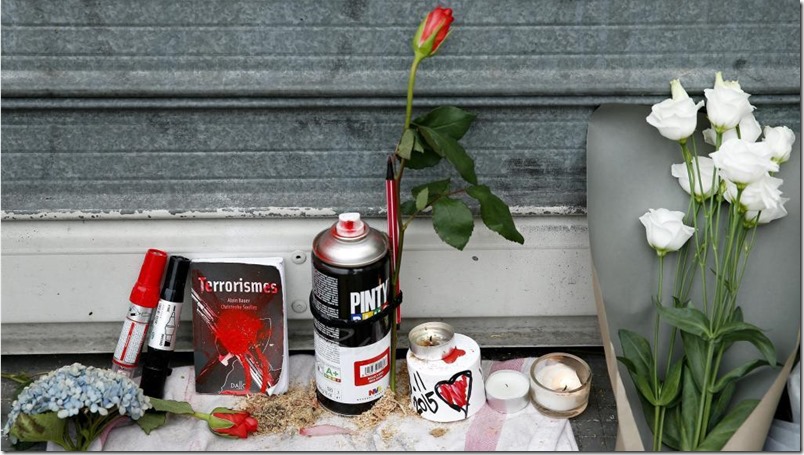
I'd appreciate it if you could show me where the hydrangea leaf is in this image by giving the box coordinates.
[9,412,67,447]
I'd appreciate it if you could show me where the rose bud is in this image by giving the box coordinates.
[204,407,259,439]
[412,6,454,58]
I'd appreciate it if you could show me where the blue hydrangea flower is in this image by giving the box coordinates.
[2,363,152,438]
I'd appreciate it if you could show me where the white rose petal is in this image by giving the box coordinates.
[646,79,704,141]
[746,197,789,225]
[704,72,755,130]
[762,125,796,164]
[709,138,779,186]
[639,208,695,254]
[670,157,719,199]
[703,113,763,146]
[723,175,783,212]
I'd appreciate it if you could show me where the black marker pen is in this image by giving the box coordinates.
[140,255,191,398]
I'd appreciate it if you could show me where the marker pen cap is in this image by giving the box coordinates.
[160,256,191,303]
[129,249,168,309]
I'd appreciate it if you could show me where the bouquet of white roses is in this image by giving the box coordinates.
[618,72,796,451]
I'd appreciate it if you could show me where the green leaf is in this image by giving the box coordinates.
[431,197,474,250]
[411,178,451,203]
[396,128,415,160]
[400,200,416,216]
[661,405,682,450]
[136,411,167,435]
[466,185,525,244]
[418,126,478,184]
[711,359,770,394]
[681,331,707,389]
[415,187,429,211]
[632,372,658,405]
[618,329,654,379]
[412,106,477,140]
[9,412,67,447]
[413,133,425,153]
[148,397,196,415]
[655,303,712,339]
[659,358,684,405]
[680,366,700,450]
[696,400,759,451]
[673,405,691,451]
[709,382,736,431]
[406,133,443,170]
[731,307,743,322]
[716,321,776,366]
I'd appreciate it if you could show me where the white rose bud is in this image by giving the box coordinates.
[703,113,762,146]
[639,208,695,256]
[723,175,783,212]
[670,157,719,199]
[709,138,779,187]
[704,72,755,131]
[646,79,704,142]
[745,197,789,226]
[762,125,796,164]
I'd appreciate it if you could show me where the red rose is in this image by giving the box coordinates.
[412,7,454,57]
[206,408,258,439]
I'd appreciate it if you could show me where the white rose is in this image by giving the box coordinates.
[709,138,779,186]
[745,197,789,226]
[670,157,719,199]
[762,125,796,164]
[639,208,695,255]
[704,72,755,131]
[646,79,704,142]
[703,113,762,145]
[723,175,783,211]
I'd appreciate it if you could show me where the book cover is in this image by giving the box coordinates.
[190,257,288,395]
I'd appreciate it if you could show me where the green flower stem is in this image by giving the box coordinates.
[693,341,716,447]
[389,53,424,394]
[652,255,665,451]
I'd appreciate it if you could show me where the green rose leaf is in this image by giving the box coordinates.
[411,178,451,205]
[149,397,196,415]
[432,197,474,250]
[397,128,416,160]
[400,200,417,216]
[412,106,477,140]
[415,187,429,211]
[655,303,713,339]
[466,185,524,244]
[418,126,478,185]
[9,412,67,447]
[696,399,759,451]
[406,132,443,170]
[412,133,425,153]
[136,411,167,435]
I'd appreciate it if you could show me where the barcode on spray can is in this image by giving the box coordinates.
[354,348,390,386]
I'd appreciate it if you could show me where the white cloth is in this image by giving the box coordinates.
[49,355,577,451]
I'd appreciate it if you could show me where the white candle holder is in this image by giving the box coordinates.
[529,352,591,419]
[485,370,531,414]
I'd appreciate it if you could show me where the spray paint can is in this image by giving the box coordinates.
[311,213,392,415]
[112,249,168,378]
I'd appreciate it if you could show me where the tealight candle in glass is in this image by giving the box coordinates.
[529,352,591,418]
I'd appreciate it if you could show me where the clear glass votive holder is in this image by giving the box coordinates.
[529,352,592,418]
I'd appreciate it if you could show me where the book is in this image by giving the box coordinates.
[190,257,288,395]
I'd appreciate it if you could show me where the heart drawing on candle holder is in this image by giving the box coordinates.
[434,370,473,417]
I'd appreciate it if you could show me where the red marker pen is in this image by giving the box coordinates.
[112,249,168,378]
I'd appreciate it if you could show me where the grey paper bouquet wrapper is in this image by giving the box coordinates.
[586,105,800,450]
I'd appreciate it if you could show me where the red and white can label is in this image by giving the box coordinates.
[314,331,390,404]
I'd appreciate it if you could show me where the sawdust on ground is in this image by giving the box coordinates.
[239,363,414,438]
